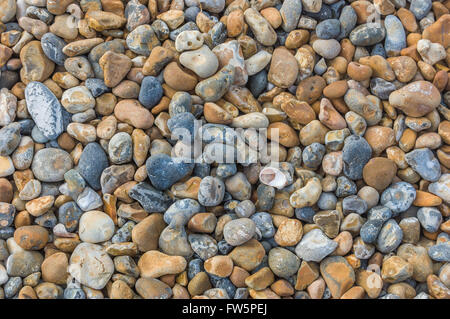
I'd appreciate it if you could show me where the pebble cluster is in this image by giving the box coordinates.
[0,0,449,300]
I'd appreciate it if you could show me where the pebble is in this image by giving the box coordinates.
[25,81,63,140]
[295,229,338,262]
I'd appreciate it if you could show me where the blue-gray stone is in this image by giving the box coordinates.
[168,92,192,116]
[338,5,357,39]
[108,132,133,164]
[256,184,275,211]
[342,195,367,215]
[207,22,227,48]
[167,112,197,142]
[295,207,316,223]
[77,142,108,191]
[367,205,392,222]
[384,15,406,57]
[25,81,64,140]
[185,6,200,22]
[342,135,372,180]
[40,33,67,65]
[58,201,83,232]
[376,219,403,253]
[194,163,210,178]
[85,78,110,97]
[417,207,442,233]
[146,153,194,190]
[188,234,218,260]
[410,0,432,20]
[335,176,357,197]
[330,0,346,18]
[405,148,441,182]
[349,23,386,46]
[370,77,396,100]
[139,76,163,109]
[128,182,173,213]
[0,122,21,156]
[306,4,332,21]
[188,258,204,280]
[218,240,233,255]
[371,43,386,58]
[250,212,275,239]
[234,287,249,299]
[164,199,202,225]
[380,182,416,215]
[18,119,35,135]
[248,70,267,98]
[169,21,199,41]
[268,247,300,278]
[216,163,237,178]
[360,219,383,244]
[35,211,57,228]
[295,229,338,262]
[317,192,337,210]
[428,242,450,262]
[303,142,326,169]
[316,19,341,39]
[198,176,225,206]
[209,275,236,298]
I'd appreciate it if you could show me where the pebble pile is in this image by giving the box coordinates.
[0,0,449,300]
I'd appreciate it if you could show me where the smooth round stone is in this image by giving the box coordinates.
[349,23,386,46]
[6,251,43,277]
[40,32,67,66]
[428,243,450,262]
[367,206,392,223]
[108,132,132,164]
[79,211,115,243]
[295,229,338,262]
[146,154,194,191]
[360,219,383,244]
[58,201,82,232]
[223,218,256,246]
[61,86,95,114]
[85,78,109,98]
[179,45,219,78]
[338,5,357,39]
[405,148,441,182]
[235,200,255,218]
[410,0,431,19]
[376,219,403,253]
[384,15,406,57]
[417,207,442,233]
[31,148,72,182]
[198,176,225,206]
[268,247,300,279]
[163,198,201,225]
[342,135,372,180]
[0,123,21,156]
[342,195,367,215]
[185,7,200,22]
[167,112,196,142]
[25,81,64,140]
[380,182,416,215]
[317,192,337,210]
[279,0,302,32]
[312,39,341,59]
[316,19,340,39]
[77,142,108,191]
[68,243,114,290]
[138,76,163,109]
[188,234,218,260]
[244,8,277,46]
